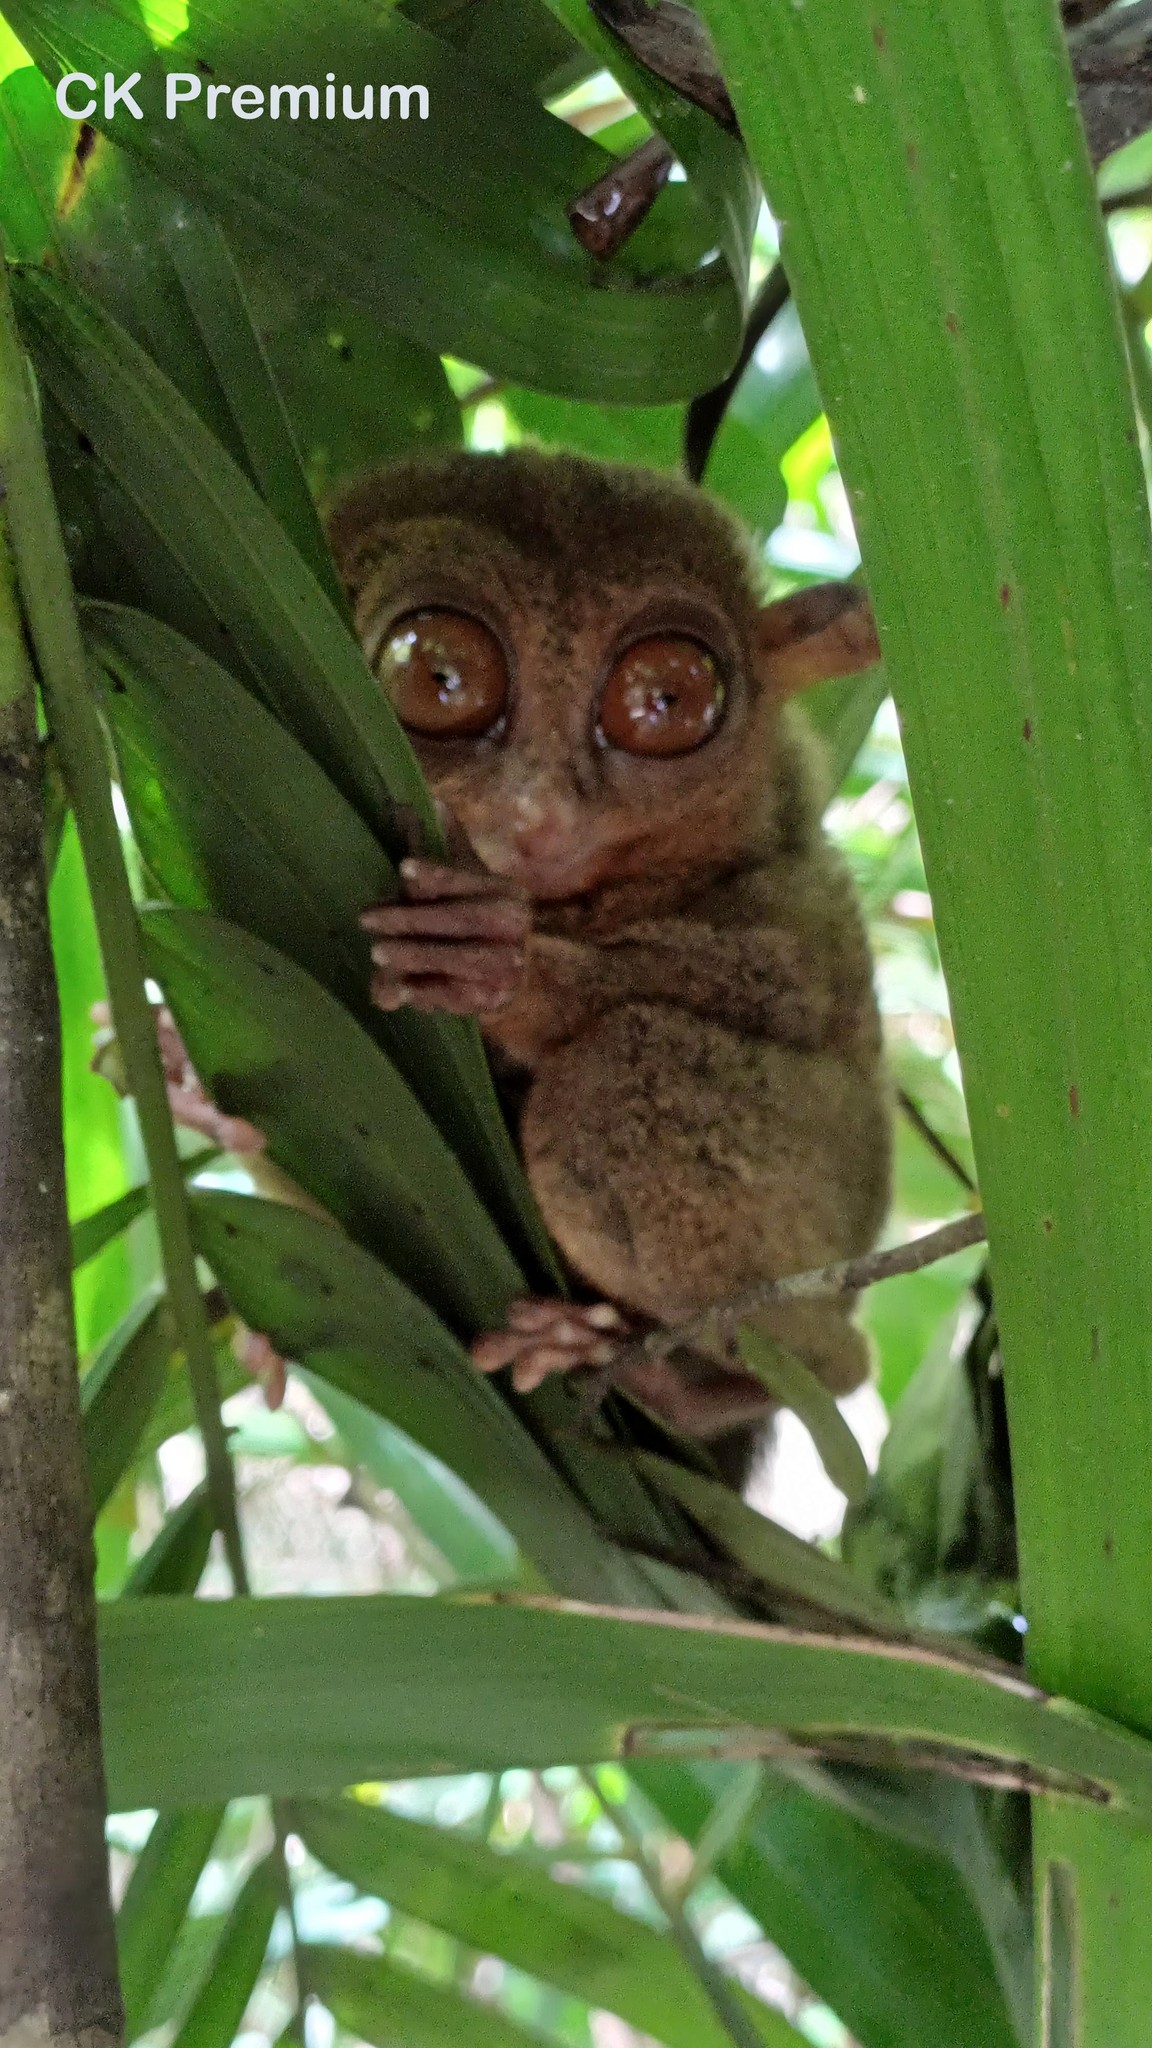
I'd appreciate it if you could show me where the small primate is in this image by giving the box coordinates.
[328,449,891,1485]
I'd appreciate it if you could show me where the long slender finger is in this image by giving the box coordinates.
[398,856,516,902]
[360,898,530,941]
[372,974,515,1016]
[369,939,524,981]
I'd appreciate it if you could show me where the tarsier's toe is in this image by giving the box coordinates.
[471,1299,625,1393]
[232,1326,289,1411]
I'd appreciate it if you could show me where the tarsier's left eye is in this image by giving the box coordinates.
[376,607,509,736]
[598,635,725,757]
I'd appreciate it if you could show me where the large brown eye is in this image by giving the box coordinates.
[376,608,508,737]
[598,635,725,756]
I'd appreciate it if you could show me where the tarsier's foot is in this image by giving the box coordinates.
[91,1002,287,1405]
[471,1299,626,1394]
[232,1327,289,1412]
[361,857,530,1016]
[90,1001,266,1156]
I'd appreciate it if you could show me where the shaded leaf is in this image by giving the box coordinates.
[81,1289,171,1514]
[117,1805,226,2042]
[169,1854,280,2048]
[5,0,746,398]
[298,1796,796,2048]
[124,1483,216,1599]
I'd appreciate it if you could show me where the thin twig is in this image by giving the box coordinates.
[898,1086,978,1193]
[583,1210,987,1411]
[684,261,791,482]
[578,1768,769,2048]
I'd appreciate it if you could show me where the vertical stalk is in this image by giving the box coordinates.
[0,245,246,1592]
[0,532,121,2043]
[692,0,1152,2040]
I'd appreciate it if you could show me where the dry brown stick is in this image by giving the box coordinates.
[582,1209,987,1411]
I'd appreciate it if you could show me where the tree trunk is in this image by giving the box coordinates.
[0,537,122,2048]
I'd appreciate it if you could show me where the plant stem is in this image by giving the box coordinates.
[579,1769,769,2048]
[585,1209,985,1407]
[0,245,248,1595]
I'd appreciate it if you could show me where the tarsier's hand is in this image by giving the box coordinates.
[471,1299,626,1394]
[361,857,531,1017]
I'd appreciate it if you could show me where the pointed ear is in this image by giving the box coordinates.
[754,582,880,699]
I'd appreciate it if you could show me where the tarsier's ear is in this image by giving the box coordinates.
[753,582,880,699]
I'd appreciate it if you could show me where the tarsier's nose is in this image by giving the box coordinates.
[470,778,595,897]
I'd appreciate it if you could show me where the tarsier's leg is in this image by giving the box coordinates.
[91,1002,291,1407]
[503,1001,887,1434]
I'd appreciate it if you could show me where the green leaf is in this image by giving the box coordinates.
[117,1805,226,2042]
[143,905,524,1331]
[800,667,889,793]
[88,599,555,1279]
[187,1189,619,1594]
[505,389,686,472]
[97,1589,1152,1815]
[634,1452,901,1631]
[50,817,134,1350]
[736,1327,870,1504]
[298,1796,795,2048]
[250,271,462,504]
[0,61,72,266]
[5,0,746,399]
[0,67,342,599]
[639,1761,1018,2048]
[169,1854,280,2048]
[301,1374,520,1588]
[71,1150,221,1271]
[305,1943,544,2048]
[12,263,429,843]
[81,1289,171,1514]
[124,1483,216,1599]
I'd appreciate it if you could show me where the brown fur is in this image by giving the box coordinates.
[330,448,890,1483]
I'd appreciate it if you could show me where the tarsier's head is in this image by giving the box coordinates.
[328,449,878,902]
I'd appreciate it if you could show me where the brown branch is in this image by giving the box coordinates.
[0,533,122,2045]
[568,135,676,261]
[582,1210,987,1410]
[684,261,791,483]
[588,0,739,132]
[1069,0,1152,164]
[898,1086,978,1194]
[622,1723,1110,1804]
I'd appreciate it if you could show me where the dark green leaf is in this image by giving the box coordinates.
[143,906,524,1331]
[124,1483,216,1598]
[81,1289,171,1514]
[169,1854,280,2048]
[639,1762,1018,2048]
[13,264,429,842]
[305,1943,541,2048]
[298,1797,796,2048]
[88,600,555,1280]
[5,0,746,398]
[188,1190,619,1593]
[117,1806,226,2042]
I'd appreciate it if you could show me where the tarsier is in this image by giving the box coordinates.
[163,449,891,1487]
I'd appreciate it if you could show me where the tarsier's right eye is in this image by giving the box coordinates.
[376,608,508,737]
